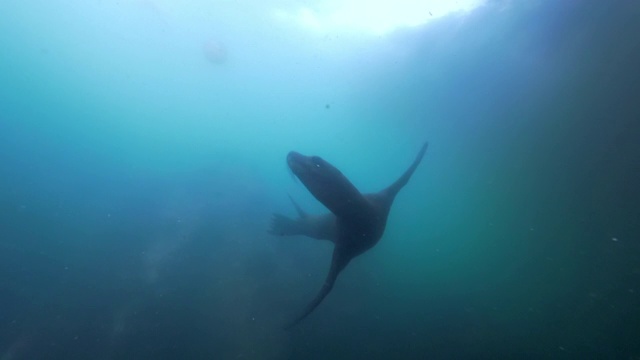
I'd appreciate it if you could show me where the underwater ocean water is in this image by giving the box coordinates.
[1,0,639,359]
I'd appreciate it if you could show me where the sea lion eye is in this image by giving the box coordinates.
[311,156,322,168]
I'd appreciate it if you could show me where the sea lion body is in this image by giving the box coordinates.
[270,143,428,328]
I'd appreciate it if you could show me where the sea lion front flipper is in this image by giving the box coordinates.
[382,142,428,199]
[284,245,351,330]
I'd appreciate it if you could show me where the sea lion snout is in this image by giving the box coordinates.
[286,151,301,163]
[287,151,304,173]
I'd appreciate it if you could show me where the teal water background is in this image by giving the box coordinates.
[1,1,639,359]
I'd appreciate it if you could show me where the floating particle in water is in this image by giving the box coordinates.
[203,39,227,64]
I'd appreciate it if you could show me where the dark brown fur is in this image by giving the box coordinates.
[270,142,428,329]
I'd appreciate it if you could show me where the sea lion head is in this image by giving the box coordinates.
[286,151,362,217]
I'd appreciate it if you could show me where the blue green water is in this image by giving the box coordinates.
[1,1,639,359]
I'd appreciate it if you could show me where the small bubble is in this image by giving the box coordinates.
[611,237,618,242]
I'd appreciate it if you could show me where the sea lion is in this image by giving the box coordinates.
[270,142,428,329]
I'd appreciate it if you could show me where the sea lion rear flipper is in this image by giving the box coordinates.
[268,196,309,236]
[268,213,303,236]
[288,194,308,219]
